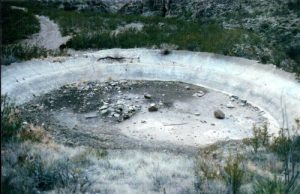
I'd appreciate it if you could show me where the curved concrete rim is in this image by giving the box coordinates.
[2,48,300,132]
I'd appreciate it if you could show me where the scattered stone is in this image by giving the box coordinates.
[194,113,201,116]
[148,103,158,112]
[226,102,235,109]
[141,120,146,123]
[108,107,115,113]
[185,86,191,90]
[85,112,98,119]
[193,91,205,97]
[241,99,247,104]
[111,82,118,86]
[115,107,122,113]
[99,105,108,110]
[144,93,152,99]
[113,113,120,118]
[231,95,239,100]
[214,110,225,119]
[100,109,109,115]
[123,114,130,120]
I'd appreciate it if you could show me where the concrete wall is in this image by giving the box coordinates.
[2,49,300,129]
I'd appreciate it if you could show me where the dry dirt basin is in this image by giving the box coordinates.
[2,49,300,146]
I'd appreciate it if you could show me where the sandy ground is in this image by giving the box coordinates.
[23,16,71,50]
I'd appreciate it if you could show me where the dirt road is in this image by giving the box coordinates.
[24,15,71,50]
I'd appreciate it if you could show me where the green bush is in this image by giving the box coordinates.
[221,154,244,194]
[195,158,219,180]
[1,151,85,193]
[253,176,286,194]
[269,129,292,158]
[268,123,300,193]
[1,2,39,44]
[1,44,65,65]
[253,175,300,194]
[247,124,270,153]
[1,95,22,140]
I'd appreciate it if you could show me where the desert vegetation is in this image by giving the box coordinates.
[2,0,299,76]
[195,120,300,194]
[3,1,296,75]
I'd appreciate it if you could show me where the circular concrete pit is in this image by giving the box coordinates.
[2,49,300,148]
[19,80,268,148]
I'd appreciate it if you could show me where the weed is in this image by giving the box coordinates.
[247,123,270,153]
[221,154,244,194]
[253,175,300,194]
[19,124,45,143]
[195,158,219,180]
[1,143,90,193]
[1,44,65,65]
[1,95,22,141]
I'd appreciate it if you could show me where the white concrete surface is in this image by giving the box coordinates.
[2,49,300,132]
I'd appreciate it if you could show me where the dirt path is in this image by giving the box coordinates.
[24,15,71,50]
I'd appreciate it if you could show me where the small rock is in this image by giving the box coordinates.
[123,114,130,120]
[101,109,109,115]
[108,107,115,113]
[113,113,120,118]
[111,82,118,86]
[214,110,225,119]
[141,120,146,123]
[148,103,158,112]
[193,91,205,97]
[85,113,98,119]
[99,105,108,110]
[194,113,201,116]
[241,99,247,104]
[144,93,152,99]
[226,103,235,109]
[231,95,239,100]
[128,106,136,112]
[185,86,191,90]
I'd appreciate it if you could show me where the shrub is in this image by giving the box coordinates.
[195,158,219,180]
[269,121,300,193]
[269,129,292,158]
[19,124,45,142]
[1,145,89,193]
[248,124,270,153]
[1,95,22,140]
[253,176,286,194]
[221,154,244,194]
